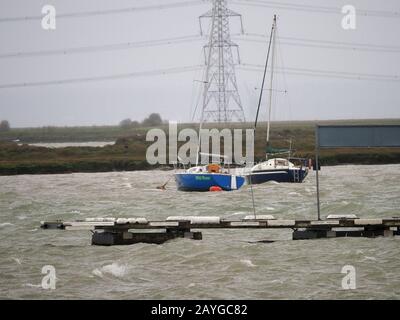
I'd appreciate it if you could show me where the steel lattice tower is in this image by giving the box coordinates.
[199,0,246,123]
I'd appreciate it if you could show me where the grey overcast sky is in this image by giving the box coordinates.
[0,0,399,127]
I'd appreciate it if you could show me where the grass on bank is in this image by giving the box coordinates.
[0,119,400,175]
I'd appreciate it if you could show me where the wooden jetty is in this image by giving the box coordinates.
[40,125,400,246]
[41,215,400,246]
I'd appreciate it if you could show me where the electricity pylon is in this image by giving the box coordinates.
[199,0,246,123]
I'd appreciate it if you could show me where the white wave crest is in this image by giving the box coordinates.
[0,222,14,228]
[240,259,256,267]
[24,283,42,288]
[93,263,128,278]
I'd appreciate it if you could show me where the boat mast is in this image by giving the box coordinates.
[196,94,206,166]
[253,15,277,133]
[266,15,277,154]
[196,4,217,166]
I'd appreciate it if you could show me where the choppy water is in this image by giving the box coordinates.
[0,165,399,300]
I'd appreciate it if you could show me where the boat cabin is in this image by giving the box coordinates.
[252,158,295,171]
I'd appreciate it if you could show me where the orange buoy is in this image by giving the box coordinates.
[209,186,223,192]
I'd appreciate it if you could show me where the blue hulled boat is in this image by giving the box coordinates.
[175,165,245,192]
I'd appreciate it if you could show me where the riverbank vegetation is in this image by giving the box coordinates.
[0,119,399,175]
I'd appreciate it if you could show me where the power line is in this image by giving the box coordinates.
[235,34,400,53]
[3,32,399,59]
[0,35,203,59]
[244,33,400,50]
[0,65,202,89]
[239,63,400,82]
[0,0,205,23]
[3,31,399,61]
[240,38,400,53]
[232,0,400,19]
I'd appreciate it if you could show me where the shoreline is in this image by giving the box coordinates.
[1,154,400,176]
[2,119,400,176]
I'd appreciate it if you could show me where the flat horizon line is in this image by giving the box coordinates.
[7,117,400,130]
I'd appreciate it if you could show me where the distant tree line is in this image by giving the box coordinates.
[0,120,10,132]
[119,113,165,128]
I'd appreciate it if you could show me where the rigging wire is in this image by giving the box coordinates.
[248,16,277,218]
[189,19,212,122]
[190,68,208,122]
[275,27,293,123]
[188,51,208,122]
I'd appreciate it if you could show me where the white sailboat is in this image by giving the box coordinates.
[246,15,309,185]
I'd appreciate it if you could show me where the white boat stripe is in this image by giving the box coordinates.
[248,171,287,176]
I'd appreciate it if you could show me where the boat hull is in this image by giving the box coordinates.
[246,168,308,184]
[175,173,245,192]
